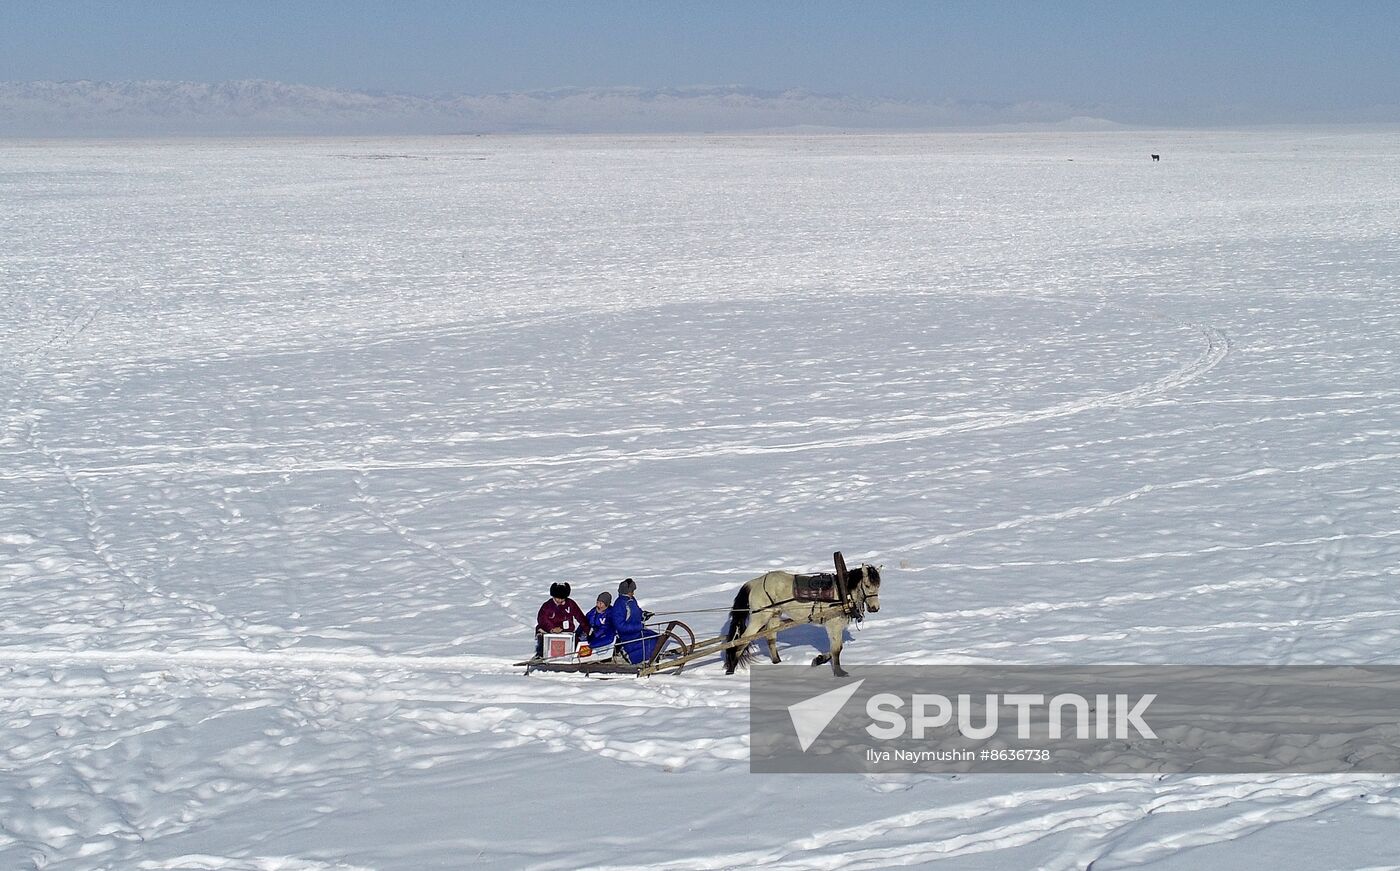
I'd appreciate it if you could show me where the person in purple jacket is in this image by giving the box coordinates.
[611,578,657,664]
[535,582,588,659]
[585,591,618,649]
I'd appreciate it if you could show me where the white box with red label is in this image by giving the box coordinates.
[542,632,576,660]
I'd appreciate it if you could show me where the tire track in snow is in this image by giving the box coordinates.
[5,297,104,370]
[131,857,375,871]
[6,323,1230,482]
[1252,422,1355,666]
[3,646,751,776]
[5,297,262,649]
[926,605,1400,660]
[875,568,1397,633]
[0,646,516,675]
[1081,780,1383,869]
[603,777,1376,871]
[21,416,264,649]
[889,451,1400,560]
[0,300,104,440]
[917,526,1400,572]
[349,465,535,632]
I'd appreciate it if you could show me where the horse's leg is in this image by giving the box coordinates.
[810,610,832,667]
[726,611,771,674]
[826,618,849,677]
[723,580,756,675]
[739,618,784,672]
[727,572,799,674]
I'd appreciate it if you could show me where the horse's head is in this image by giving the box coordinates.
[856,564,881,614]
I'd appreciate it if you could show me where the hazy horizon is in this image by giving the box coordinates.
[4,1,1400,130]
[6,78,1400,137]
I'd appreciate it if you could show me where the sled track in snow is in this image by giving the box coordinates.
[6,323,1230,482]
[890,450,1400,559]
[879,565,1400,634]
[349,464,535,631]
[609,775,1377,871]
[1,646,516,675]
[2,297,262,649]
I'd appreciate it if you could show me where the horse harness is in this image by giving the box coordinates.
[763,568,868,622]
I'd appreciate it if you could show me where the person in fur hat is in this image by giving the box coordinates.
[534,581,588,659]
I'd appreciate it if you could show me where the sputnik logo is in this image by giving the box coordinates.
[788,679,865,752]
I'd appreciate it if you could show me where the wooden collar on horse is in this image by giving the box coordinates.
[834,550,863,621]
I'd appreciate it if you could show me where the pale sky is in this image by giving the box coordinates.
[3,1,1399,123]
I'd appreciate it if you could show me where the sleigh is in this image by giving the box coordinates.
[517,618,700,677]
[515,552,865,677]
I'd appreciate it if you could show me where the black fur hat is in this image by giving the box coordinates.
[618,578,636,596]
[550,582,571,599]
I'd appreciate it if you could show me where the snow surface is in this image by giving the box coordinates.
[2,130,1400,869]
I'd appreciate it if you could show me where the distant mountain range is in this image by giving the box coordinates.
[0,80,1122,135]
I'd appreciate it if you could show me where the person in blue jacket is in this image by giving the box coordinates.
[611,578,656,665]
[585,591,618,649]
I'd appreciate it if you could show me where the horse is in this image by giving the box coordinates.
[1151,154,1161,162]
[721,563,881,677]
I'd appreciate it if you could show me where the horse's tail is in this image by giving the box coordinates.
[723,583,753,673]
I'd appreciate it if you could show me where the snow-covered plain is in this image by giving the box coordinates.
[2,130,1400,869]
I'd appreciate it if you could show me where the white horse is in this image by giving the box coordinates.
[722,562,881,677]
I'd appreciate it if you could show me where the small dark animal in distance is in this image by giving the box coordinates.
[1151,154,1161,161]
